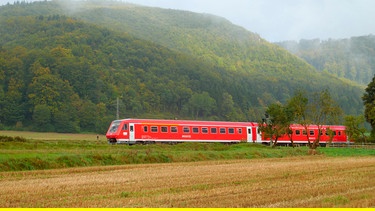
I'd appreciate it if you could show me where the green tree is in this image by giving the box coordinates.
[344,115,367,143]
[78,100,98,132]
[288,89,343,149]
[259,103,294,147]
[287,90,312,147]
[220,92,235,120]
[325,127,335,147]
[32,104,53,132]
[54,109,79,133]
[185,92,216,119]
[2,78,25,125]
[363,75,375,137]
[28,72,76,114]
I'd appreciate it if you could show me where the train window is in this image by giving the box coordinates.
[122,124,128,131]
[193,127,199,133]
[248,128,251,134]
[109,121,120,133]
[183,127,190,133]
[237,128,242,134]
[309,130,314,136]
[202,127,208,134]
[333,131,337,136]
[171,126,178,133]
[338,131,341,136]
[228,128,234,134]
[211,128,217,134]
[296,130,300,135]
[161,126,168,133]
[130,125,134,132]
[303,130,307,135]
[151,126,158,133]
[220,128,226,134]
[143,126,148,132]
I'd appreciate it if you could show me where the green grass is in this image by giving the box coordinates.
[0,131,374,172]
[319,147,375,157]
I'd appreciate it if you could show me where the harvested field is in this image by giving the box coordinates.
[1,156,374,208]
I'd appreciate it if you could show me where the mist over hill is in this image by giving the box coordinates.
[0,0,365,133]
[275,35,375,85]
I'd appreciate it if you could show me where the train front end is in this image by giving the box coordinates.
[106,120,124,144]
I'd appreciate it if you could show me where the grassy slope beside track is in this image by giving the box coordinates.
[0,130,374,172]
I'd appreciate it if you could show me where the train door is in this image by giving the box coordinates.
[256,127,262,143]
[247,127,253,142]
[129,123,135,143]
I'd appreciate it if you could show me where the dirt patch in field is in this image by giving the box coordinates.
[1,156,374,207]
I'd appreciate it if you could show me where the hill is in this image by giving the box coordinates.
[0,1,366,133]
[275,35,375,85]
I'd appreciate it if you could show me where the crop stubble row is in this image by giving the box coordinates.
[0,156,374,207]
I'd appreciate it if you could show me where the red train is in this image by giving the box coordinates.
[106,118,350,146]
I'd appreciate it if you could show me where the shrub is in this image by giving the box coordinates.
[0,135,27,142]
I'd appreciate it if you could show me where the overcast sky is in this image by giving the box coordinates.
[1,0,374,42]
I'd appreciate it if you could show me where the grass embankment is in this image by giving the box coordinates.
[0,130,374,172]
[0,138,305,171]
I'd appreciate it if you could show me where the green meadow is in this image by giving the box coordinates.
[1,131,374,172]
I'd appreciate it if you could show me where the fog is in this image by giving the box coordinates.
[1,0,375,42]
[126,0,375,42]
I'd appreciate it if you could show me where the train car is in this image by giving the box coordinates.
[106,118,262,144]
[260,124,350,146]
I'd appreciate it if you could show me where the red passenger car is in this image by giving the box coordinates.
[106,118,350,146]
[261,124,349,146]
[106,119,262,144]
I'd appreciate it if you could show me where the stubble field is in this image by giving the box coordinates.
[1,156,374,208]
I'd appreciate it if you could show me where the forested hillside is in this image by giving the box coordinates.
[0,1,365,133]
[276,35,375,85]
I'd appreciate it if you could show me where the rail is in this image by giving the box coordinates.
[328,143,375,149]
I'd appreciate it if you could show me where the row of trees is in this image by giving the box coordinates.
[259,89,370,149]
[259,89,342,149]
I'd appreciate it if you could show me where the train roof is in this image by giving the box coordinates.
[111,119,345,129]
[113,118,257,126]
[290,124,346,130]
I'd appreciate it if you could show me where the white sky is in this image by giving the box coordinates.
[1,0,374,42]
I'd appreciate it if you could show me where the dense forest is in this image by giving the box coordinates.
[276,36,375,85]
[0,1,365,133]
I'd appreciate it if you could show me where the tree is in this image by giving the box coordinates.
[220,92,235,120]
[2,78,25,125]
[54,109,80,133]
[287,90,312,147]
[78,100,98,132]
[325,127,335,147]
[258,103,294,147]
[28,71,76,114]
[32,104,53,132]
[185,92,216,119]
[363,75,375,137]
[309,89,343,148]
[288,89,342,149]
[344,115,367,143]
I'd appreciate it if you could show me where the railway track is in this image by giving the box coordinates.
[328,143,375,149]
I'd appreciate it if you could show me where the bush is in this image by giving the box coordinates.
[0,135,27,142]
